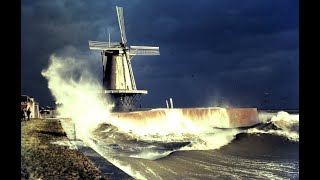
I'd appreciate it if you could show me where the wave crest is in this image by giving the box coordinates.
[248,111,299,142]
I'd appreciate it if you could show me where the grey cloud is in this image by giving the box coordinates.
[21,0,299,109]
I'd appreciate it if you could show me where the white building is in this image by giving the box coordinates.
[21,95,40,119]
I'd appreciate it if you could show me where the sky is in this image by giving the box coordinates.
[21,0,299,109]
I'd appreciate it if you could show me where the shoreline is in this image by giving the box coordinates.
[21,119,132,179]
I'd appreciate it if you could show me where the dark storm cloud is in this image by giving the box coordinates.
[21,0,299,109]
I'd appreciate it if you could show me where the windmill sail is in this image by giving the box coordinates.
[89,41,121,50]
[116,6,127,44]
[125,53,137,89]
[88,6,160,109]
[129,46,160,55]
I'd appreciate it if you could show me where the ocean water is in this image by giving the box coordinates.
[81,110,299,180]
[43,55,299,179]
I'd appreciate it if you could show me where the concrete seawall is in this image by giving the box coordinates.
[111,107,260,128]
[59,118,133,180]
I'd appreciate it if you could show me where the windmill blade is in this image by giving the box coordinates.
[129,46,160,55]
[121,48,136,89]
[125,52,136,89]
[89,40,121,50]
[116,6,127,45]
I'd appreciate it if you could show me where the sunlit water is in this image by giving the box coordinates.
[43,55,299,179]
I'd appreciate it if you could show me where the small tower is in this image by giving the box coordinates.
[89,6,160,111]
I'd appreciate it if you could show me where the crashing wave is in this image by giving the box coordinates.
[248,111,299,142]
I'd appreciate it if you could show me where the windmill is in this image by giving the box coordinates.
[88,6,160,111]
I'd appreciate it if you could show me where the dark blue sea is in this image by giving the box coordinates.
[78,109,299,179]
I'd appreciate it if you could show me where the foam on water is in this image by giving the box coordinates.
[129,151,173,160]
[42,54,298,178]
[41,56,244,155]
[42,55,299,153]
[41,55,114,140]
[248,111,299,142]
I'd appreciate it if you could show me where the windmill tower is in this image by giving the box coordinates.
[89,6,160,111]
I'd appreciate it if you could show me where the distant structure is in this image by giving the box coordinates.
[39,106,57,119]
[21,95,40,119]
[89,6,160,111]
[170,98,174,109]
[165,98,174,108]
